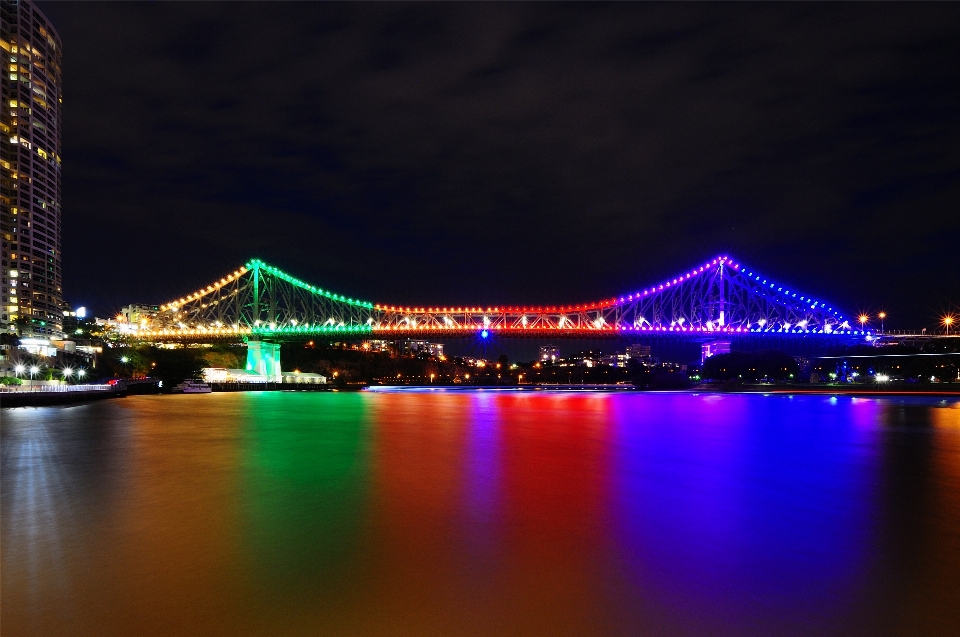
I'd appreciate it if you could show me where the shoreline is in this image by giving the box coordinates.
[0,387,127,408]
[4,383,958,408]
[367,384,960,397]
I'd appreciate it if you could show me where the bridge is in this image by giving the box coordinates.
[125,254,863,378]
[136,254,856,341]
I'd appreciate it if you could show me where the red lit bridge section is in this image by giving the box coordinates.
[137,255,857,342]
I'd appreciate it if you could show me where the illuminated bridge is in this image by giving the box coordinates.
[136,254,857,342]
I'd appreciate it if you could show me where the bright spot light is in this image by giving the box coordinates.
[859,314,869,325]
[876,374,889,382]
[63,367,73,377]
[15,364,24,374]
[481,330,489,339]
[29,366,39,374]
[120,356,129,364]
[77,369,86,378]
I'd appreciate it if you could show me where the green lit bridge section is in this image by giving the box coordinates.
[145,259,374,341]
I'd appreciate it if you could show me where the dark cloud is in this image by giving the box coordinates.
[39,1,960,328]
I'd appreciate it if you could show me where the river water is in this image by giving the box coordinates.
[2,390,960,636]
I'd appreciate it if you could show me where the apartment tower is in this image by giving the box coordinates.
[1,0,63,336]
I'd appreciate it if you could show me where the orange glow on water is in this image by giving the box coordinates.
[4,393,960,635]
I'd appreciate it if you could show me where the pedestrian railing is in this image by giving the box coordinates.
[0,384,115,393]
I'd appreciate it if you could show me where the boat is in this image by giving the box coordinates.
[172,380,212,394]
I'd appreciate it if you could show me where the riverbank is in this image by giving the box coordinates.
[0,385,126,408]
[694,383,960,397]
[4,381,957,406]
[210,382,364,392]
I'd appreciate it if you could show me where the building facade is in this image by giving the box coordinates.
[1,0,64,336]
[539,345,560,363]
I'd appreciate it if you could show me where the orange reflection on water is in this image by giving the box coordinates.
[1,396,250,637]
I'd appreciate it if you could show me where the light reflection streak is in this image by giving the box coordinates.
[2,414,79,629]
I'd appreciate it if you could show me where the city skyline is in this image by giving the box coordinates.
[33,1,960,330]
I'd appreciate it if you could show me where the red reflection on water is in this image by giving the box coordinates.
[495,392,614,634]
[365,392,474,634]
[365,390,616,635]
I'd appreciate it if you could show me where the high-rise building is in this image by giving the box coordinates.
[1,0,64,337]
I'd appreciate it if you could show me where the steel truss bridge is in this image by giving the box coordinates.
[134,255,858,343]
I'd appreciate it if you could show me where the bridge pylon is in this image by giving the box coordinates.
[246,340,281,382]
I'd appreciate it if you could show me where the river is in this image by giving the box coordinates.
[3,390,959,636]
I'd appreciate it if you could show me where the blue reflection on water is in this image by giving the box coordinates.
[609,394,883,634]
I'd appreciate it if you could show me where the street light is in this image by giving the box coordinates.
[77,369,86,379]
[14,364,25,376]
[858,314,869,333]
[878,312,886,334]
[945,315,955,335]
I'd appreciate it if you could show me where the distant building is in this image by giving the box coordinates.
[16,335,56,356]
[1,0,65,336]
[401,340,443,357]
[540,345,560,363]
[568,350,605,367]
[363,340,394,353]
[61,302,85,334]
[121,304,160,325]
[626,344,651,360]
[603,352,630,367]
[701,341,731,363]
[281,371,327,384]
[202,368,271,384]
[203,367,327,385]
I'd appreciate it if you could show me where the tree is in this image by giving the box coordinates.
[146,347,206,390]
[0,332,20,347]
[703,351,799,382]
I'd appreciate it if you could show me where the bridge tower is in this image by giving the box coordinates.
[246,340,281,382]
[718,258,726,327]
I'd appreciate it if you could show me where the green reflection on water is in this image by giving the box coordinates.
[240,392,371,592]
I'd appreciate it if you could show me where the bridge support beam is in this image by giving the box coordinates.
[246,340,282,382]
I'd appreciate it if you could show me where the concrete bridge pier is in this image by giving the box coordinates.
[246,340,282,382]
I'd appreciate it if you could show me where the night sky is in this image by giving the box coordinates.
[38,2,960,330]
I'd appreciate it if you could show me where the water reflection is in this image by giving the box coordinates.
[2,392,959,636]
[240,392,371,593]
[609,395,882,635]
